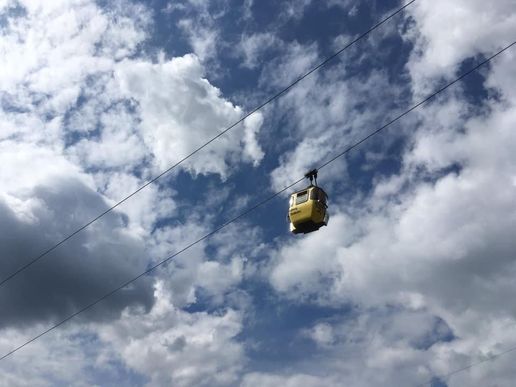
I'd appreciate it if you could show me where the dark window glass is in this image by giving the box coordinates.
[319,191,327,205]
[295,191,308,205]
[311,188,327,204]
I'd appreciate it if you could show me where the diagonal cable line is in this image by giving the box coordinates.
[1,39,514,363]
[416,345,516,386]
[0,0,417,290]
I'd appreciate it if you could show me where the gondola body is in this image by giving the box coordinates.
[288,185,329,234]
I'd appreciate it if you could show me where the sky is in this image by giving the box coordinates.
[0,0,515,386]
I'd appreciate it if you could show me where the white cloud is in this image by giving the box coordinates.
[268,90,516,380]
[242,305,513,386]
[259,41,320,89]
[98,282,245,387]
[280,0,312,21]
[269,213,348,299]
[173,0,230,63]
[265,2,516,384]
[1,0,515,385]
[0,0,138,105]
[0,324,101,387]
[97,171,177,236]
[69,103,148,170]
[305,322,335,347]
[115,54,264,178]
[242,373,335,387]
[241,0,253,20]
[238,32,280,69]
[1,0,262,184]
[404,0,516,95]
[197,258,243,300]
[0,1,259,382]
[178,18,220,61]
[243,113,265,165]
[150,219,261,308]
[268,64,399,192]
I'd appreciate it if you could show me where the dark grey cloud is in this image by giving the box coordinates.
[0,177,154,329]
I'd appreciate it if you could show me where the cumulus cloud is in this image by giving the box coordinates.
[115,54,264,178]
[1,0,263,180]
[241,307,454,387]
[267,5,516,384]
[0,0,266,384]
[238,32,280,69]
[404,0,516,95]
[305,322,335,347]
[242,373,335,387]
[0,142,154,328]
[0,0,261,346]
[0,0,158,328]
[279,0,312,22]
[0,179,154,327]
[270,101,516,383]
[98,282,245,387]
[170,0,229,62]
[148,219,260,309]
[0,287,245,387]
[2,0,515,385]
[0,324,107,387]
[178,17,220,61]
[268,65,401,192]
[243,113,265,165]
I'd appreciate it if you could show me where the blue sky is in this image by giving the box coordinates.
[0,0,516,386]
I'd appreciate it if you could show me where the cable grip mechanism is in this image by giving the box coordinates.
[305,169,318,186]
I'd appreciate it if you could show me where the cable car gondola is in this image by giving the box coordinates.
[288,169,329,234]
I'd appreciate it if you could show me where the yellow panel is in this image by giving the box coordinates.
[289,200,313,225]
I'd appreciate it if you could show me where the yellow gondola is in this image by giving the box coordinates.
[288,169,329,234]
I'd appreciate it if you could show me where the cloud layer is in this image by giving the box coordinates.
[0,0,515,386]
